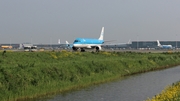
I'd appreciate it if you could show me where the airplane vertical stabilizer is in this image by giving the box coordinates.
[99,27,104,40]
[58,39,61,44]
[66,41,73,48]
[127,39,131,44]
[66,41,70,47]
[157,40,161,47]
[66,41,69,45]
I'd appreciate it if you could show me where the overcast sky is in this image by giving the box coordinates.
[0,0,180,44]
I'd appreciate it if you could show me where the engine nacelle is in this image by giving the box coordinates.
[98,46,102,50]
[96,46,102,52]
[87,46,92,48]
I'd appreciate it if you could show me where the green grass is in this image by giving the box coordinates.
[1,51,180,101]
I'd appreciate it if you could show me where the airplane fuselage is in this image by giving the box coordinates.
[161,45,172,49]
[71,27,104,52]
[157,40,173,49]
[73,38,104,48]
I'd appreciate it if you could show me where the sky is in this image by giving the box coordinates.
[0,0,180,44]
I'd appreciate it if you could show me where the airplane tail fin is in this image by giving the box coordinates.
[19,44,24,49]
[157,40,161,46]
[66,41,69,45]
[58,39,61,44]
[127,39,131,44]
[66,41,70,47]
[66,41,73,48]
[99,27,104,40]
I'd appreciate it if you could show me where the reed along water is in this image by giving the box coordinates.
[30,65,180,101]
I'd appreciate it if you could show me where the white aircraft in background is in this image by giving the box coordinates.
[57,39,67,48]
[58,39,61,44]
[157,40,172,49]
[66,41,73,49]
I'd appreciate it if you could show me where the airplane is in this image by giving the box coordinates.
[1,45,13,49]
[157,40,172,49]
[58,39,61,44]
[66,41,73,49]
[72,27,104,52]
[57,39,66,48]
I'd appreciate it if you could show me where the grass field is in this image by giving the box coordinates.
[1,51,180,101]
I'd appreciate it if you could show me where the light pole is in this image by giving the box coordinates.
[9,37,12,49]
[10,37,11,46]
[137,35,139,49]
[50,37,52,49]
[31,37,32,44]
[176,34,177,49]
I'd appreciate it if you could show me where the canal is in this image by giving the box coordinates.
[33,66,180,101]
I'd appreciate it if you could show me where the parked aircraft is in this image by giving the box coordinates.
[157,40,172,49]
[72,27,104,52]
[57,39,66,48]
[58,39,61,44]
[66,41,73,49]
[1,45,12,49]
[21,44,37,52]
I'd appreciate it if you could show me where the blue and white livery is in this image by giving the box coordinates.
[72,27,104,52]
[157,40,172,49]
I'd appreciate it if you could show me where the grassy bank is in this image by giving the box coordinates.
[146,81,180,101]
[1,51,180,101]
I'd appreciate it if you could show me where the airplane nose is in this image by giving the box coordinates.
[73,44,77,47]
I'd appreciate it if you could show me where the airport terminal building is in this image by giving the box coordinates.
[1,41,180,50]
[102,41,180,50]
[130,41,180,49]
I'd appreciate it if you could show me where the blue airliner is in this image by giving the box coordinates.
[157,40,172,49]
[72,27,104,52]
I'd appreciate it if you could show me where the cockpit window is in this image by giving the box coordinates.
[74,40,80,42]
